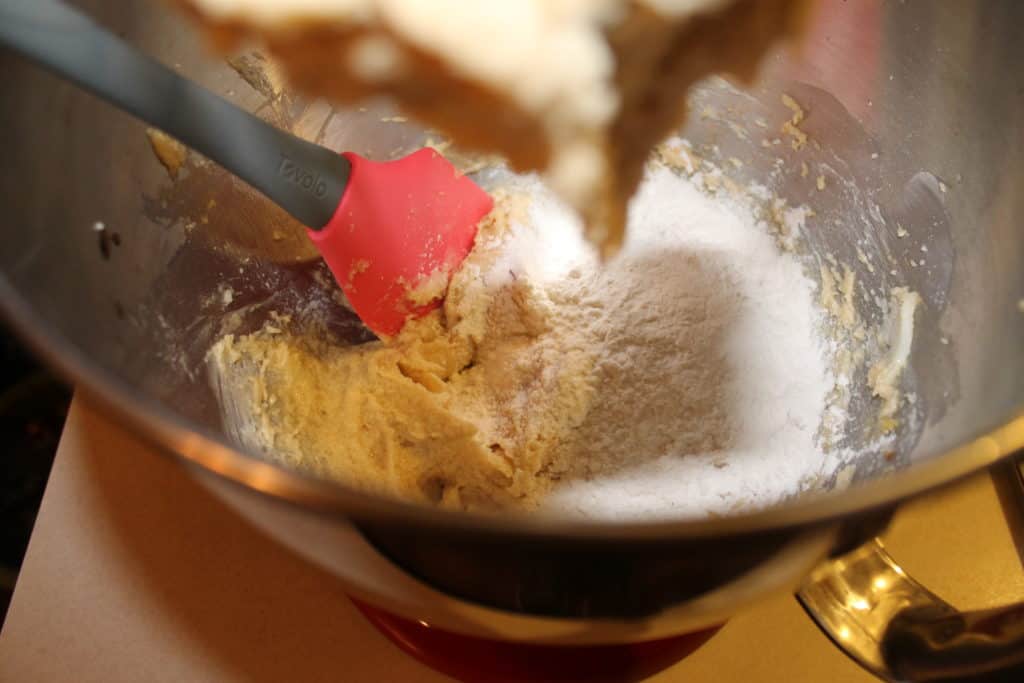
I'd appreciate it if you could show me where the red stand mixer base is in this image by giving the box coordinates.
[351,598,722,683]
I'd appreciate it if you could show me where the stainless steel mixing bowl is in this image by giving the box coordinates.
[1,0,1022,679]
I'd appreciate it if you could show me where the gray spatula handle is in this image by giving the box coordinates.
[0,0,350,229]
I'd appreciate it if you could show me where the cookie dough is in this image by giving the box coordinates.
[208,186,597,509]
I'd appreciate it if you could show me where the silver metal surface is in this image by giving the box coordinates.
[799,530,1024,682]
[0,0,1022,615]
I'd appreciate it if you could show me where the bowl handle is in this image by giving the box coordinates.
[798,459,1024,682]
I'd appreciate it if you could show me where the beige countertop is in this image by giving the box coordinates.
[1,398,1022,682]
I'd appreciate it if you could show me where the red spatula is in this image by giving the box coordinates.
[1,0,493,338]
[309,149,491,337]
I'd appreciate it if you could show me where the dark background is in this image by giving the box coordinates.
[0,323,71,622]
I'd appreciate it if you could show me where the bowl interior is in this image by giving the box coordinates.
[1,0,1022,526]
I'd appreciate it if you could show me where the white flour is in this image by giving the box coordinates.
[537,163,834,519]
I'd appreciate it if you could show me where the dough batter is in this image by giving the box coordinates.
[209,184,601,508]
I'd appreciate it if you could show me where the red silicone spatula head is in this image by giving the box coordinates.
[307,149,493,338]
